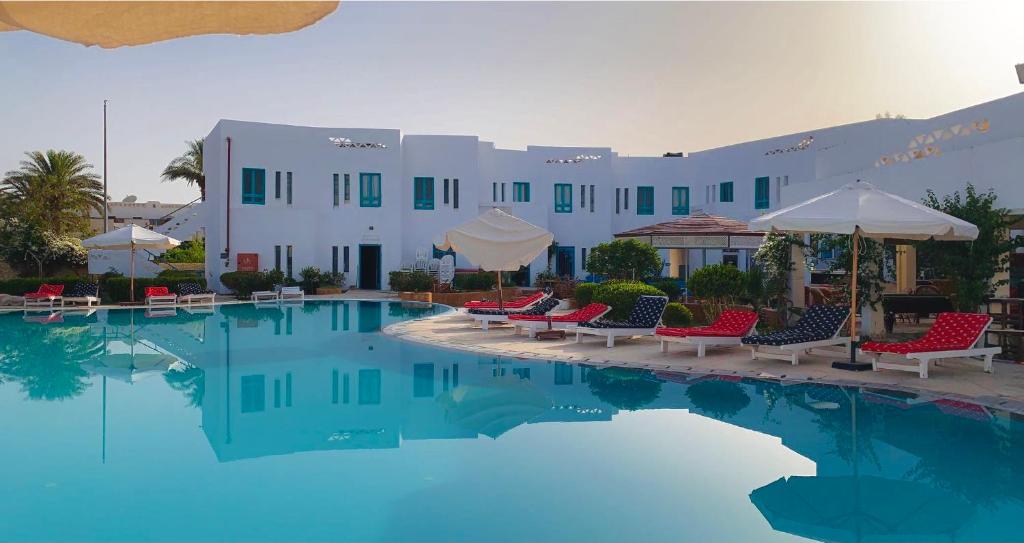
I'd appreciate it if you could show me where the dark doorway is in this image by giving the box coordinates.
[556,246,575,279]
[359,245,381,289]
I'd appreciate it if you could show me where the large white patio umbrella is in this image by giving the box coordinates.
[749,180,978,370]
[437,208,553,309]
[82,225,181,303]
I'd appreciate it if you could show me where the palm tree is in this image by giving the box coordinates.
[162,139,204,199]
[1,150,104,235]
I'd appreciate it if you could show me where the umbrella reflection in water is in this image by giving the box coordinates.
[438,374,552,439]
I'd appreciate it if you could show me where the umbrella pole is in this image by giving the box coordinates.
[496,270,504,311]
[834,228,871,371]
[129,243,136,303]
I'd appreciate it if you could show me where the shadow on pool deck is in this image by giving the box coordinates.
[385,312,1024,413]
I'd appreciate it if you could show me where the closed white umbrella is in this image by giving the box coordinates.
[749,180,978,370]
[82,225,181,303]
[438,208,553,309]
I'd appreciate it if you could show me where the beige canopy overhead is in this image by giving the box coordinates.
[0,1,339,48]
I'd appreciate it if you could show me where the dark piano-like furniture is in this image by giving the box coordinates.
[881,294,954,334]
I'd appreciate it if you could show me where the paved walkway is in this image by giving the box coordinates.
[385,310,1024,413]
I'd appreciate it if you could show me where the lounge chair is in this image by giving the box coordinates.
[860,312,1001,378]
[145,286,177,307]
[510,303,611,338]
[469,297,561,331]
[741,304,850,365]
[24,283,64,308]
[63,282,100,307]
[252,290,280,302]
[656,309,759,357]
[571,295,669,347]
[279,286,305,301]
[177,281,216,305]
[464,291,546,310]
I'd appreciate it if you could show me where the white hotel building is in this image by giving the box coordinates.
[201,91,1024,293]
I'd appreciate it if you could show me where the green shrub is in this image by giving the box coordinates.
[651,279,682,301]
[299,266,322,293]
[220,271,277,298]
[585,239,663,280]
[453,271,496,291]
[688,264,745,322]
[593,280,666,321]
[159,239,205,263]
[100,276,207,303]
[389,271,434,292]
[662,302,694,327]
[574,282,599,306]
[0,277,83,296]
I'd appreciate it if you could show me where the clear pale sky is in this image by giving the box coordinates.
[2,1,1023,203]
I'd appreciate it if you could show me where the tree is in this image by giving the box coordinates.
[816,233,891,312]
[687,263,746,322]
[1,150,104,235]
[161,139,205,199]
[753,231,804,312]
[585,239,663,280]
[916,184,1023,311]
[0,217,88,277]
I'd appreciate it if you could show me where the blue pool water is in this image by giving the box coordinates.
[2,301,1023,542]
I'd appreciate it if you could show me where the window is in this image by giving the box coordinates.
[275,171,281,199]
[443,179,450,205]
[241,168,266,205]
[331,369,339,404]
[501,182,506,202]
[720,181,734,203]
[755,176,770,209]
[343,246,350,272]
[274,245,281,272]
[343,174,351,202]
[615,188,620,214]
[624,188,629,210]
[360,173,381,207]
[286,172,293,204]
[512,368,531,380]
[589,185,595,212]
[554,183,572,213]
[672,187,690,215]
[492,182,497,202]
[413,177,434,210]
[286,245,293,279]
[332,246,338,274]
[723,251,739,267]
[413,363,435,398]
[240,375,265,413]
[580,184,586,209]
[774,176,782,205]
[513,181,531,202]
[581,247,588,270]
[333,174,340,207]
[358,369,381,405]
[453,179,459,209]
[637,186,654,215]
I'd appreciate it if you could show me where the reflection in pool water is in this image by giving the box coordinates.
[1,301,1023,542]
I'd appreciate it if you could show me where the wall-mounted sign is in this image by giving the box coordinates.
[728,235,765,249]
[681,235,730,248]
[237,253,259,272]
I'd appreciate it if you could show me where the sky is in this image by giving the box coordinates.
[2,1,1023,203]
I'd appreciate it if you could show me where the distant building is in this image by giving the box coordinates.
[89,197,188,233]
[201,92,1024,292]
[87,196,206,277]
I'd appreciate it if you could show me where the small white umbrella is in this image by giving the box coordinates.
[749,180,978,369]
[437,208,553,309]
[82,225,181,303]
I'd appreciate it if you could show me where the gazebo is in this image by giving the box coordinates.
[615,212,764,280]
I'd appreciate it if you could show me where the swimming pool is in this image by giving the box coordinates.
[1,300,1023,542]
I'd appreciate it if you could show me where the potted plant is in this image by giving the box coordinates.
[316,271,345,295]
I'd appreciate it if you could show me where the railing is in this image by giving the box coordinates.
[154,196,202,225]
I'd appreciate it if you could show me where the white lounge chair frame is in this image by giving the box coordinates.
[748,314,851,366]
[659,319,759,358]
[252,290,279,302]
[178,292,216,306]
[472,314,511,331]
[279,286,305,301]
[24,295,63,308]
[572,326,658,348]
[460,292,550,319]
[146,294,177,307]
[863,322,1001,378]
[63,295,98,307]
[512,307,612,338]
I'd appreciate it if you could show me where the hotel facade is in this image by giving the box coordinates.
[201,92,1024,293]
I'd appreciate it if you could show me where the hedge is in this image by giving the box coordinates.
[0,274,206,303]
[389,271,434,292]
[650,279,682,301]
[453,271,496,291]
[574,282,599,306]
[662,302,694,327]
[219,271,281,298]
[592,281,666,321]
